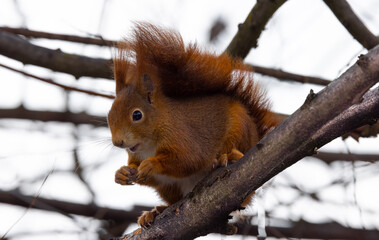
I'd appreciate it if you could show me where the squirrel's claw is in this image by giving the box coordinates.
[115,165,138,185]
[213,153,228,169]
[213,149,244,169]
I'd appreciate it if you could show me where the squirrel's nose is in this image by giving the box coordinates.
[113,139,125,148]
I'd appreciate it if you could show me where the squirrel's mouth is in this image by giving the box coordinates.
[128,144,140,153]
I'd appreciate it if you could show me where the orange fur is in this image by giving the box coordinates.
[109,22,278,227]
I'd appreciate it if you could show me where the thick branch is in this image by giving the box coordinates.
[0,30,112,79]
[224,0,287,59]
[0,106,108,127]
[119,46,379,239]
[249,64,331,86]
[0,26,117,47]
[0,63,115,99]
[323,0,379,49]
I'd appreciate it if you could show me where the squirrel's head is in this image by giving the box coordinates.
[108,72,158,154]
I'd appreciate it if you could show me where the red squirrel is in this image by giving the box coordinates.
[108,23,278,227]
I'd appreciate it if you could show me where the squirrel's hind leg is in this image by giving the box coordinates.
[138,205,167,228]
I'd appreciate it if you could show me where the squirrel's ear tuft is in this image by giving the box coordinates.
[113,40,135,95]
[114,74,127,95]
[141,73,155,104]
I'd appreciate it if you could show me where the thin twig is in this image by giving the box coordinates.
[323,0,379,50]
[0,63,115,99]
[1,169,54,239]
[0,26,117,47]
[316,151,379,164]
[249,64,331,86]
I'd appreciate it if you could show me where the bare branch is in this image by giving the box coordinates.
[224,0,287,59]
[3,187,378,239]
[232,220,379,240]
[0,63,115,99]
[0,26,117,47]
[0,106,376,142]
[0,28,335,87]
[0,30,112,79]
[0,105,108,127]
[323,0,379,49]
[119,45,379,240]
[72,147,96,201]
[342,122,379,141]
[0,189,147,224]
[249,64,331,86]
[316,151,379,164]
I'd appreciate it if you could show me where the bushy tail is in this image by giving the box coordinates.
[115,22,278,137]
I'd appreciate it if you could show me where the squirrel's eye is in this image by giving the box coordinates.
[132,110,143,122]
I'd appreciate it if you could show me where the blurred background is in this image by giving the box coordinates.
[0,0,378,239]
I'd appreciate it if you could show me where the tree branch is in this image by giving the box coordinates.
[118,45,379,240]
[1,105,376,142]
[0,26,117,47]
[224,0,287,59]
[323,0,379,50]
[3,188,378,239]
[0,189,147,224]
[316,151,379,164]
[249,64,331,86]
[342,122,379,141]
[232,219,379,240]
[0,63,115,99]
[0,28,334,87]
[0,105,108,127]
[0,30,112,79]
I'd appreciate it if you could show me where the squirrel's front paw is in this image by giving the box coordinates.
[213,149,244,168]
[115,165,138,185]
[137,158,159,183]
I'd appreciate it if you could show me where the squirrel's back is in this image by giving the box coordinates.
[114,22,277,138]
